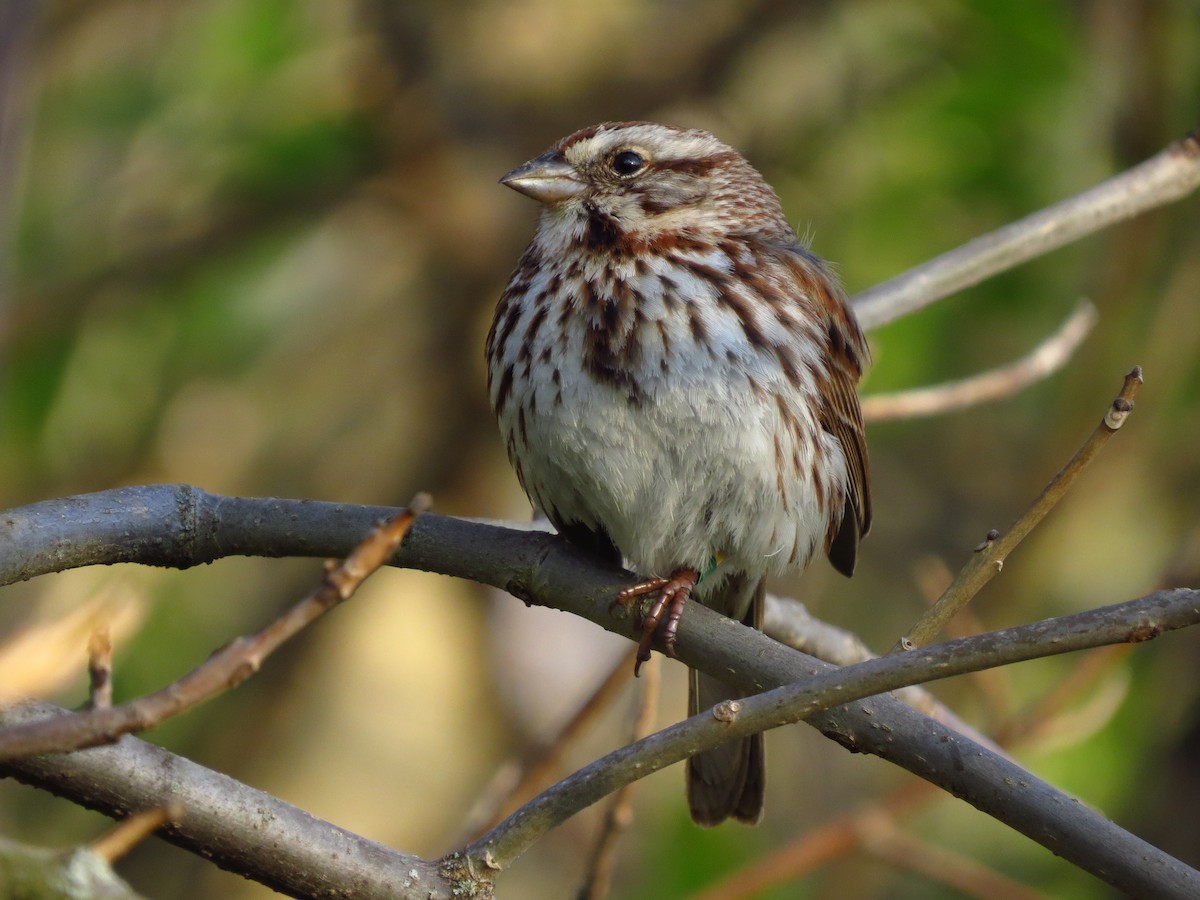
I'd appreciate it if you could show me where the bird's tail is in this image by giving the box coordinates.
[685,574,765,826]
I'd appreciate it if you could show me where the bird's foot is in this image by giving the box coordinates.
[612,568,699,676]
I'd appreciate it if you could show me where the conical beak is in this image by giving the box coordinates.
[500,151,584,203]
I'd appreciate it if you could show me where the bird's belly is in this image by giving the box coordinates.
[511,369,837,579]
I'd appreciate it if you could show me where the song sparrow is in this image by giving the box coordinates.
[486,122,871,826]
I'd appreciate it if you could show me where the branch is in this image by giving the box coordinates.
[861,300,1097,421]
[3,489,1198,895]
[896,367,1143,649]
[764,593,1006,756]
[467,587,1200,897]
[0,494,431,760]
[0,699,445,899]
[0,485,432,586]
[851,132,1200,329]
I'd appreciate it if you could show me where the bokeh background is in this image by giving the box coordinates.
[1,1,1198,897]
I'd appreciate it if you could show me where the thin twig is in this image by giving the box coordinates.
[894,368,1143,651]
[852,132,1200,329]
[0,494,432,761]
[861,301,1097,421]
[578,654,660,900]
[912,556,1015,724]
[464,647,638,840]
[89,804,185,865]
[694,635,1122,900]
[706,587,1153,900]
[86,627,113,710]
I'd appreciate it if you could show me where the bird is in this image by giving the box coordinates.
[486,121,870,826]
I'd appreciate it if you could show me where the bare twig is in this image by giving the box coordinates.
[861,301,1097,422]
[912,556,1016,723]
[852,132,1200,330]
[86,627,113,711]
[695,635,1125,900]
[894,368,1143,651]
[578,655,660,900]
[464,647,638,840]
[89,804,184,865]
[0,494,431,761]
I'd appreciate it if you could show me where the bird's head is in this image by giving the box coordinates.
[501,121,791,251]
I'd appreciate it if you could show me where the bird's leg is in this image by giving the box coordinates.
[612,568,699,676]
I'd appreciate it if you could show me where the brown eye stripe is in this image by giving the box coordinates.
[652,151,740,176]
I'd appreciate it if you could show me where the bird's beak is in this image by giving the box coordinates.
[500,151,584,204]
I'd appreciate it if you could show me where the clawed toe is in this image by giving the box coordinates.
[612,569,699,675]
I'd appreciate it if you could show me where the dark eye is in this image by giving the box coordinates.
[611,150,645,176]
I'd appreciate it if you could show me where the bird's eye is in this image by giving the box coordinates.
[611,150,645,176]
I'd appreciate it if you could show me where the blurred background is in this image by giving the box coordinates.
[1,1,1198,897]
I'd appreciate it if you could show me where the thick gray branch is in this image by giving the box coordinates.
[0,700,442,899]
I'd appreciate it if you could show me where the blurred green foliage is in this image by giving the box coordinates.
[1,1,1198,897]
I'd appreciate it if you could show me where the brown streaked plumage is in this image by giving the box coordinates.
[487,122,870,826]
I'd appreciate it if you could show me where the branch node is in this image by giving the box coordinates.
[1127,623,1162,643]
[711,699,743,723]
[1104,397,1135,430]
[407,492,434,516]
[974,530,1001,552]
